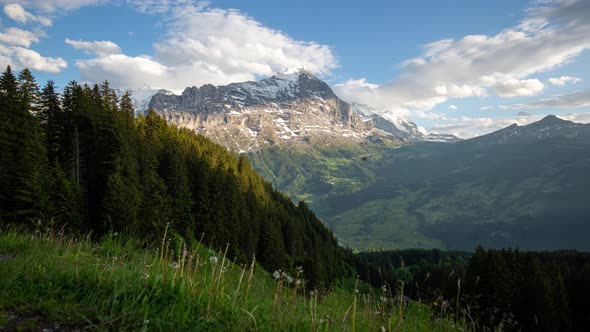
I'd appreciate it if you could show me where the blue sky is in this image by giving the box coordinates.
[1,0,589,137]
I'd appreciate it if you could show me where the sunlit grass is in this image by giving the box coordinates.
[0,227,464,331]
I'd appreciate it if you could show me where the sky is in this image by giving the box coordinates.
[1,0,589,138]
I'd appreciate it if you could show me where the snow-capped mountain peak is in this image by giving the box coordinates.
[116,85,174,115]
[350,102,460,143]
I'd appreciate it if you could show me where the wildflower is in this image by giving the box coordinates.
[170,262,179,269]
[142,273,150,280]
[296,266,304,273]
[113,232,118,237]
[221,266,227,273]
[272,270,281,280]
[183,249,188,258]
[380,296,387,302]
[143,320,150,324]
[286,275,293,284]
[295,279,302,286]
[381,285,387,292]
[209,256,218,265]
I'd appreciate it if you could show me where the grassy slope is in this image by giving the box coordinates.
[0,229,463,331]
[250,137,590,251]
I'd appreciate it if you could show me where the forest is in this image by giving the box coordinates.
[0,65,350,288]
[358,248,590,331]
[1,66,590,331]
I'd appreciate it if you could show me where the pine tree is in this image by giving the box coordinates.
[39,80,64,162]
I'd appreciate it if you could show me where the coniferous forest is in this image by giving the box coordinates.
[0,66,349,288]
[1,66,590,331]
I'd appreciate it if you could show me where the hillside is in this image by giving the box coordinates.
[253,116,590,250]
[0,67,347,288]
[0,230,460,331]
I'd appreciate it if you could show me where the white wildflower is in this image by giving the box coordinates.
[209,256,218,265]
[171,262,179,269]
[272,270,281,280]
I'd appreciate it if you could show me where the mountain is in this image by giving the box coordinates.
[468,114,589,145]
[115,84,174,116]
[351,102,461,143]
[310,116,590,250]
[147,69,456,152]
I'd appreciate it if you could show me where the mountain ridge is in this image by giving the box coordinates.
[144,69,459,151]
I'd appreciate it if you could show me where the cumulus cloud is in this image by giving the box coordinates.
[3,3,52,26]
[0,27,40,47]
[493,78,545,97]
[65,38,122,56]
[0,46,67,73]
[448,104,458,110]
[0,23,66,73]
[335,0,590,116]
[71,3,338,91]
[500,89,590,110]
[548,75,581,86]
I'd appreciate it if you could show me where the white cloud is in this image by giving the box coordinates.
[124,0,200,14]
[72,3,338,91]
[0,27,40,47]
[428,116,537,138]
[65,38,122,56]
[0,46,67,73]
[559,112,590,123]
[493,78,545,97]
[334,0,590,116]
[548,75,581,86]
[448,104,458,110]
[73,54,167,87]
[0,26,66,73]
[3,3,52,26]
[0,0,105,14]
[500,89,590,110]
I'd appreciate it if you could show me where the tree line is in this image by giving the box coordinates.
[0,66,350,288]
[358,247,590,331]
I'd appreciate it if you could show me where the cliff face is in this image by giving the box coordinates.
[148,69,385,151]
[147,69,458,152]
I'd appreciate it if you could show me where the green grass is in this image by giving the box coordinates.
[0,228,465,331]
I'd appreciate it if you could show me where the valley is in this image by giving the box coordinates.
[142,71,590,251]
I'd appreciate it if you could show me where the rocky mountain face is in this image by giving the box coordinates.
[146,69,458,152]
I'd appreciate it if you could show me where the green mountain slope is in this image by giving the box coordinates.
[250,116,590,250]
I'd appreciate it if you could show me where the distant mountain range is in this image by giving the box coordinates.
[305,115,590,250]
